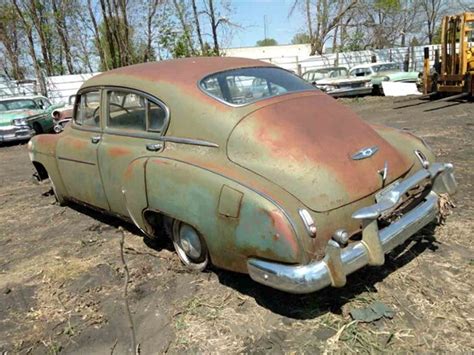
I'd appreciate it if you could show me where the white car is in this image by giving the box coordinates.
[302,67,372,97]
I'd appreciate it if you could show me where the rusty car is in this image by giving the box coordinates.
[28,57,457,294]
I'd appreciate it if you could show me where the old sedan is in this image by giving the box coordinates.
[301,67,372,97]
[28,57,456,294]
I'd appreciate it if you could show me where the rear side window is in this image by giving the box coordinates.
[75,91,101,127]
[200,67,313,105]
[106,90,167,133]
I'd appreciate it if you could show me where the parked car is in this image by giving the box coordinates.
[51,95,78,133]
[302,67,372,97]
[349,62,420,94]
[28,58,456,294]
[0,95,63,143]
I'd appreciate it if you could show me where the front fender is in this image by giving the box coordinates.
[144,157,304,273]
[28,134,67,200]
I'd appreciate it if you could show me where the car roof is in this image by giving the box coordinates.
[0,95,46,102]
[350,62,395,69]
[83,57,272,90]
[304,67,348,73]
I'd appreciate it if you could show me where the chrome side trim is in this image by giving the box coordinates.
[247,163,457,294]
[158,136,219,148]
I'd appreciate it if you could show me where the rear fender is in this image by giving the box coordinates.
[144,157,303,273]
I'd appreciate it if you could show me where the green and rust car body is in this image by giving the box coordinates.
[28,57,456,294]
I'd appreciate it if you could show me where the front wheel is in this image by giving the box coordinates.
[171,220,209,271]
[50,177,66,206]
[33,122,43,134]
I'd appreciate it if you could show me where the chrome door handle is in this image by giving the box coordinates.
[146,143,163,152]
[91,136,101,144]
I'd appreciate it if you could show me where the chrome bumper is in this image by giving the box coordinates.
[0,125,35,142]
[247,163,456,294]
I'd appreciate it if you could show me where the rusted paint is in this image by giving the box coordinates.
[107,146,132,158]
[264,208,299,254]
[228,93,413,212]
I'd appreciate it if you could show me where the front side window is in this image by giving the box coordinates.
[75,90,101,127]
[373,63,400,72]
[107,90,167,133]
[200,67,313,105]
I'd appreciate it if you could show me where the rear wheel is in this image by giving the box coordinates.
[171,220,208,271]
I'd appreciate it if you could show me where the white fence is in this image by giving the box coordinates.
[8,42,471,102]
[260,44,445,74]
[46,73,99,103]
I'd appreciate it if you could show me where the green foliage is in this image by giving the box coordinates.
[431,26,442,44]
[256,38,278,46]
[340,30,365,52]
[374,0,401,11]
[291,33,311,44]
[172,33,193,58]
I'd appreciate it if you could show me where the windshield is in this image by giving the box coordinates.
[373,63,400,72]
[313,68,348,80]
[0,99,37,112]
[200,67,314,105]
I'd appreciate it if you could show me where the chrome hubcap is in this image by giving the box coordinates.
[178,224,202,260]
[172,220,208,271]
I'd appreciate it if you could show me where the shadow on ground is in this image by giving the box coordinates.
[64,200,439,321]
[215,223,438,320]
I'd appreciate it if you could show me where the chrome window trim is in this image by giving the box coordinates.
[102,86,170,136]
[197,66,316,108]
[72,88,102,130]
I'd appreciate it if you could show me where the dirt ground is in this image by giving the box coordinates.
[0,96,472,354]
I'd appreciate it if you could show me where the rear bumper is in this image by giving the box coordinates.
[247,162,456,294]
[0,125,35,142]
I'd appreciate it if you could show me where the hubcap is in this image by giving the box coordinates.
[178,224,202,260]
[172,220,208,271]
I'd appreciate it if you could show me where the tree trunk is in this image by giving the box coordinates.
[208,0,219,56]
[192,0,205,54]
[12,0,47,95]
[172,0,195,55]
[51,0,74,74]
[99,0,118,68]
[27,0,54,76]
[87,0,108,70]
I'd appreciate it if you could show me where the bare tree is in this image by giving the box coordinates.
[172,0,196,55]
[0,3,25,80]
[11,0,47,94]
[420,0,445,44]
[290,0,359,55]
[192,0,205,54]
[51,0,74,74]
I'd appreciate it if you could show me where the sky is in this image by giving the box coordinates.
[226,0,306,48]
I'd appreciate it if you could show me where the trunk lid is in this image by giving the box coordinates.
[227,94,412,212]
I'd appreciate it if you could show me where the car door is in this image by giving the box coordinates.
[97,88,169,217]
[56,89,110,210]
[35,97,54,131]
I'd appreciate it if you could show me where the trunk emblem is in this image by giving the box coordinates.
[351,146,379,160]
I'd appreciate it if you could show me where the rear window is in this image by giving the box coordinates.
[200,67,313,105]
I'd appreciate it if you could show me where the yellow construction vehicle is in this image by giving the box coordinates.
[424,12,474,98]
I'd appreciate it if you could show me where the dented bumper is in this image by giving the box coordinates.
[247,162,457,294]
